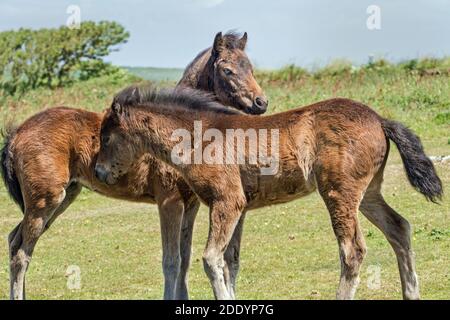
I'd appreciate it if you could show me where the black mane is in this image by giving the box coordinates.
[112,85,241,115]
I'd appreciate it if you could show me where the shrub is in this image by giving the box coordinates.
[314,59,353,78]
[255,57,450,85]
[255,65,309,85]
[0,21,129,95]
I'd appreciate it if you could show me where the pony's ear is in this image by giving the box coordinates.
[238,32,247,50]
[212,32,224,56]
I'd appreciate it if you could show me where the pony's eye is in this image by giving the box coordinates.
[102,136,110,145]
[223,68,233,76]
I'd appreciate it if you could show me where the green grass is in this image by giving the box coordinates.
[123,66,184,82]
[0,61,449,299]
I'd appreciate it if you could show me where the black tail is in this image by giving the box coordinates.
[382,119,443,203]
[1,126,24,212]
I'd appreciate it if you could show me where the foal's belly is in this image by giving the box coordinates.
[80,177,157,203]
[243,164,316,210]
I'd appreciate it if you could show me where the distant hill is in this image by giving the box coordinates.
[123,66,184,81]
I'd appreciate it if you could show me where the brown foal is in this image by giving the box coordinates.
[95,88,442,300]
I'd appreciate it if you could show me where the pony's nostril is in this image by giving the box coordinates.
[254,97,267,109]
[95,165,107,182]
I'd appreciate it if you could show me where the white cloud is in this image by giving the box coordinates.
[193,0,225,8]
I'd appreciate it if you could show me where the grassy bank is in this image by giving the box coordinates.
[0,59,449,299]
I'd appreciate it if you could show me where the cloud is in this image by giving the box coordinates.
[193,0,225,8]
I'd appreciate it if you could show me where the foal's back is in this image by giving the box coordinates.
[196,98,387,209]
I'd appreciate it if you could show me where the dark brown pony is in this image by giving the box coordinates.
[95,88,442,300]
[0,31,266,300]
[178,31,267,114]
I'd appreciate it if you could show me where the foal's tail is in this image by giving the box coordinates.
[382,119,443,203]
[1,126,24,213]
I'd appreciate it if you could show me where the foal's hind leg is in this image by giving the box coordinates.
[318,184,367,300]
[223,212,246,299]
[360,177,420,299]
[9,187,66,300]
[44,182,82,231]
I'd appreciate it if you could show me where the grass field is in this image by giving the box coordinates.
[123,66,184,81]
[0,62,449,299]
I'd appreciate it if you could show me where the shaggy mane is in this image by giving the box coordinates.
[112,85,240,115]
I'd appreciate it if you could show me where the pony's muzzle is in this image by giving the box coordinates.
[94,164,109,183]
[252,96,268,114]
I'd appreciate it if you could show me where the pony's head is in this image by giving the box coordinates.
[94,102,139,185]
[95,86,237,185]
[207,32,268,115]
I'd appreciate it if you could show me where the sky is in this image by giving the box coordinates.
[1,0,449,69]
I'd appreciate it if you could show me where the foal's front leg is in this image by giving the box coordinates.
[203,201,243,300]
[158,193,184,300]
[175,198,200,300]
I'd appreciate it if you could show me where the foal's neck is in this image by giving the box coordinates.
[178,49,214,93]
[131,110,196,165]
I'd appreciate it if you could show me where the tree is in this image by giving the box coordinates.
[0,21,129,95]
